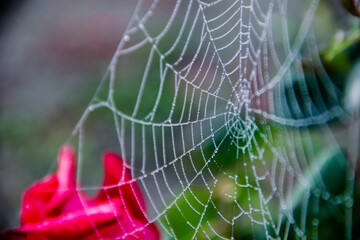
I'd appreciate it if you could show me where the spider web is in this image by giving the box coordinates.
[69,0,359,239]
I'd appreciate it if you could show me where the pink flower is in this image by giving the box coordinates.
[1,145,161,240]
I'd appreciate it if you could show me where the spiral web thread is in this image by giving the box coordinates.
[71,0,359,239]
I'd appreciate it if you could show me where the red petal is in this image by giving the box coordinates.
[95,152,147,220]
[4,199,160,240]
[20,175,58,225]
[56,145,76,190]
[3,146,161,240]
[20,145,82,224]
[5,200,122,240]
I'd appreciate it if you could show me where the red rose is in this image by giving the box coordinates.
[1,145,161,240]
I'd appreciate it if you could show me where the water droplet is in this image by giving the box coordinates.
[123,35,130,42]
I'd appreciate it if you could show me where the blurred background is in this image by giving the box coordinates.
[0,0,359,239]
[0,0,138,230]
